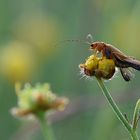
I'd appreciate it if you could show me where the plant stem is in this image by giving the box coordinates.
[37,112,55,140]
[96,78,139,140]
[132,99,140,131]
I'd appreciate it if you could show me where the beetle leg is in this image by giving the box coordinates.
[94,49,99,56]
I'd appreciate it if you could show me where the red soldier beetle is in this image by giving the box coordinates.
[57,34,140,81]
[90,41,140,81]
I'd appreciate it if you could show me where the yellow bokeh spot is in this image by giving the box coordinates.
[0,41,35,82]
[13,14,61,57]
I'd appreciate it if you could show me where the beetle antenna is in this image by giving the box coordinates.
[54,39,91,48]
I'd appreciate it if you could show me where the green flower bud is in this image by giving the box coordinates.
[11,83,69,117]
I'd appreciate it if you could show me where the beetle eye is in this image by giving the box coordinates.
[90,44,93,47]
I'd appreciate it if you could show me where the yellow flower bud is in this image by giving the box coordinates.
[85,55,99,71]
[79,55,99,76]
[97,58,115,79]
[79,55,116,80]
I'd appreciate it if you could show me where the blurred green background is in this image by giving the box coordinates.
[0,0,140,140]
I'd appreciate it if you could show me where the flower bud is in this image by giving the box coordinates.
[97,58,115,79]
[79,55,99,76]
[79,55,116,80]
[11,83,69,117]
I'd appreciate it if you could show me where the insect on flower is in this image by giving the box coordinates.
[90,40,140,81]
[58,34,140,81]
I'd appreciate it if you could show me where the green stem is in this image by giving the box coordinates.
[37,112,55,140]
[131,131,139,140]
[96,78,139,140]
[132,99,140,131]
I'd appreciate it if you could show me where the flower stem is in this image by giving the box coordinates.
[37,112,55,140]
[132,99,140,131]
[96,78,139,140]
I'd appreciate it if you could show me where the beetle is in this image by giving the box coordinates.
[90,41,140,81]
[57,34,140,81]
